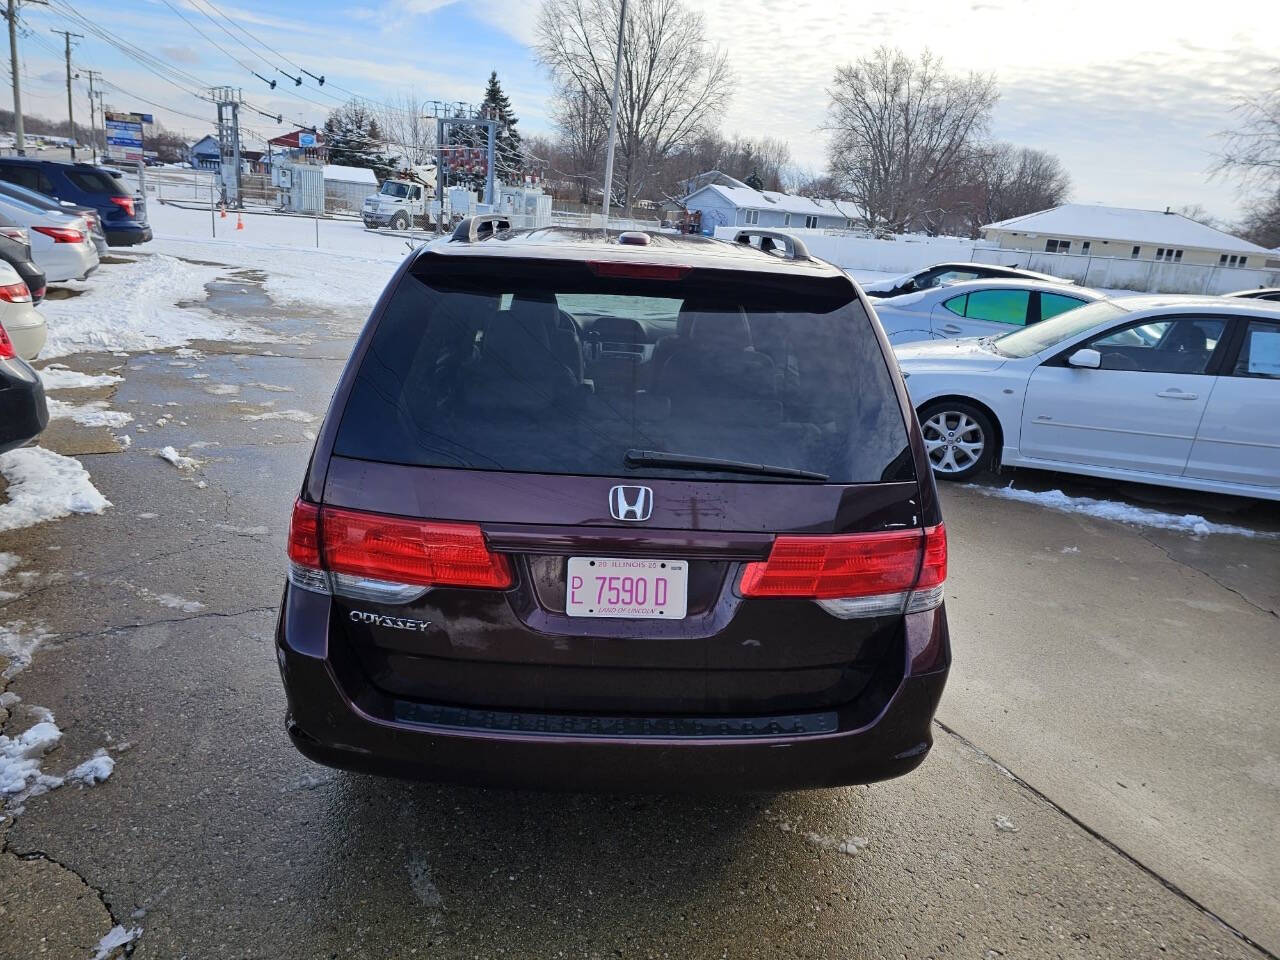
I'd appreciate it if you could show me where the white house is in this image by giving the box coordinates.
[982,204,1278,269]
[682,176,861,234]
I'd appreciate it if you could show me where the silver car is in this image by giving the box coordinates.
[0,195,99,283]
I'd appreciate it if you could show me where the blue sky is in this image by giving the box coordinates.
[13,0,1278,221]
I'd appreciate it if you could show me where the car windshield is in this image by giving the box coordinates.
[993,299,1128,357]
[380,182,410,198]
[333,256,913,484]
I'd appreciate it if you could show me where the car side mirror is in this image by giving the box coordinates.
[1068,347,1101,369]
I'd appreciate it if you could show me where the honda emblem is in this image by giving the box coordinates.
[608,485,653,522]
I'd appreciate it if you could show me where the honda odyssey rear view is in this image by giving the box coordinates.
[276,222,950,791]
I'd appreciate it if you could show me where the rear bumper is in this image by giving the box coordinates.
[276,585,950,792]
[104,225,151,246]
[0,357,48,454]
[6,316,46,361]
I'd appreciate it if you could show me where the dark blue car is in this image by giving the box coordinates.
[0,158,152,247]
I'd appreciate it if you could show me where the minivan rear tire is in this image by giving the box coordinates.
[918,399,994,481]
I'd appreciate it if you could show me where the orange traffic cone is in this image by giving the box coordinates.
[235,212,244,231]
[219,202,226,219]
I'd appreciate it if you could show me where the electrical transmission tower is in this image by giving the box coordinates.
[211,86,243,207]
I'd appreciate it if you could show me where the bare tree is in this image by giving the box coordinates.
[654,132,792,200]
[549,82,608,204]
[956,142,1070,235]
[826,47,998,233]
[1215,71,1280,192]
[374,92,434,168]
[1237,190,1280,250]
[536,0,733,210]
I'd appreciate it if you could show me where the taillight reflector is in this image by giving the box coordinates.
[587,260,692,281]
[0,322,14,359]
[0,281,32,303]
[287,500,512,592]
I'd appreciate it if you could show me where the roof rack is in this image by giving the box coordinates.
[451,214,512,242]
[731,229,811,261]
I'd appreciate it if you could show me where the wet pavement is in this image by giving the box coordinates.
[1,256,1277,959]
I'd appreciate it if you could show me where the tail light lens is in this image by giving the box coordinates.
[32,225,85,244]
[739,524,947,619]
[0,322,14,359]
[0,226,27,243]
[109,196,135,217]
[31,286,45,301]
[287,500,512,603]
[587,261,692,280]
[0,281,32,303]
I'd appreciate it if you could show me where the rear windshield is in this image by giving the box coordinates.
[66,170,127,195]
[333,255,912,484]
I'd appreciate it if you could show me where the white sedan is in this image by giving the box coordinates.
[896,296,1280,501]
[870,278,1104,345]
[0,258,45,359]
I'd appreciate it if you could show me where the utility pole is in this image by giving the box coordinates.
[5,0,44,155]
[211,86,243,207]
[50,29,81,160]
[83,69,101,162]
[600,0,627,228]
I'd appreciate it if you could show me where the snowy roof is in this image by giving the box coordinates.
[323,164,378,185]
[685,183,859,219]
[983,204,1269,255]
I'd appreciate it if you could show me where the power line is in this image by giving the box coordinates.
[155,0,275,90]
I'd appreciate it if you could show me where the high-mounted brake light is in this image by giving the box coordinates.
[287,500,513,603]
[109,195,135,217]
[32,225,85,244]
[0,322,14,359]
[740,524,947,619]
[587,260,691,281]
[0,282,32,303]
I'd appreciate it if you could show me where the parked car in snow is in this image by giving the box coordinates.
[0,209,46,303]
[861,261,1073,298]
[0,318,47,454]
[278,222,951,791]
[895,296,1280,500]
[0,195,98,283]
[0,158,151,246]
[872,278,1105,344]
[0,259,44,360]
[1224,288,1280,302]
[0,179,109,256]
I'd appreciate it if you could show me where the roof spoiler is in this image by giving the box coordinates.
[451,215,511,242]
[731,229,811,261]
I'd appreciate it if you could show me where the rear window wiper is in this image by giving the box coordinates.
[624,449,829,482]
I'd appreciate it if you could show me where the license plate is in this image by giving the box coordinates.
[565,557,688,619]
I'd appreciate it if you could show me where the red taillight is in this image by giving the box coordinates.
[32,225,85,244]
[0,226,26,243]
[587,260,692,280]
[32,286,45,301]
[0,322,14,359]
[110,195,135,217]
[287,500,512,591]
[287,499,322,568]
[0,281,32,303]
[740,524,947,617]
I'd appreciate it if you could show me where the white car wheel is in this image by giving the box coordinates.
[919,403,993,480]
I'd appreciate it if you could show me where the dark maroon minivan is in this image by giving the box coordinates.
[277,221,950,791]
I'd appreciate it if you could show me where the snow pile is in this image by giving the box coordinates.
[36,364,123,390]
[0,447,111,532]
[46,397,133,429]
[241,409,316,423]
[0,719,62,798]
[38,254,263,358]
[0,553,18,602]
[66,749,115,786]
[155,446,198,471]
[970,484,1268,538]
[91,925,142,960]
[0,620,52,678]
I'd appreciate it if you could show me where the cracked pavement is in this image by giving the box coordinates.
[1,260,1277,959]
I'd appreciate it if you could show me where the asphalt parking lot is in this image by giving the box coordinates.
[1,263,1277,959]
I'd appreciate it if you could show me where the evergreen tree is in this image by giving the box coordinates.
[322,102,399,181]
[482,71,523,185]
[744,169,764,191]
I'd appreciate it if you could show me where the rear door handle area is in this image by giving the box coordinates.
[1156,389,1198,400]
[940,324,962,334]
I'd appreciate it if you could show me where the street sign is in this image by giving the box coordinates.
[105,111,148,162]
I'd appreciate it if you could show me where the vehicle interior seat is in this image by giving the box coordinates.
[655,303,777,414]
[466,296,580,413]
